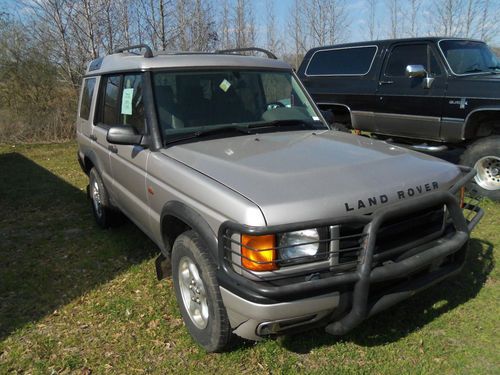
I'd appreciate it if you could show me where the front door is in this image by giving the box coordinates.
[110,73,152,235]
[95,73,151,235]
[374,43,446,141]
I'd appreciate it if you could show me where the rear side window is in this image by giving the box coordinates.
[385,44,442,77]
[79,78,96,120]
[306,46,377,76]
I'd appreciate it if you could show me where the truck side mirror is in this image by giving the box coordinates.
[320,109,335,125]
[107,125,143,145]
[405,64,434,89]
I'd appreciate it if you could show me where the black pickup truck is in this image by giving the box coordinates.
[298,37,500,200]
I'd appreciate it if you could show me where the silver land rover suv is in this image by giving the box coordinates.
[76,45,483,352]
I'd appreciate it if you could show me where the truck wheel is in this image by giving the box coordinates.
[171,230,231,352]
[460,136,500,201]
[89,168,121,228]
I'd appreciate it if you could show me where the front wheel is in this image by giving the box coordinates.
[460,136,500,201]
[171,230,231,352]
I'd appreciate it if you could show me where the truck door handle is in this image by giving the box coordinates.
[89,134,97,141]
[108,145,118,153]
[379,80,394,85]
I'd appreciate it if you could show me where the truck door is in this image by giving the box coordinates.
[375,43,446,140]
[107,73,152,236]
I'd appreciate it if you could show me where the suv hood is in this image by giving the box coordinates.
[163,131,462,225]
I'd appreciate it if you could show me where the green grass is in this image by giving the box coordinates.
[0,142,498,374]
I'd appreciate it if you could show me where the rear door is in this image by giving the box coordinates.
[374,42,446,140]
[92,75,121,194]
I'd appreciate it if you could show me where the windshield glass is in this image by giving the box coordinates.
[439,40,500,75]
[152,69,326,143]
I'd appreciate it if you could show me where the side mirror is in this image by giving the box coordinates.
[405,64,427,78]
[107,125,143,145]
[320,109,335,125]
[405,64,434,89]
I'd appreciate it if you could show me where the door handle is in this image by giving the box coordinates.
[89,134,97,141]
[108,145,118,153]
[379,80,394,85]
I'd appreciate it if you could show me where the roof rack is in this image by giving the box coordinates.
[216,47,277,59]
[114,44,153,58]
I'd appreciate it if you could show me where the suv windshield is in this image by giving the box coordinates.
[439,40,500,75]
[152,69,326,144]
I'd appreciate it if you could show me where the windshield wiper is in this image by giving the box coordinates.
[248,119,323,130]
[164,125,250,146]
[462,68,486,74]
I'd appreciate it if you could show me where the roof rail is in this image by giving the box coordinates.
[216,47,277,59]
[114,44,153,58]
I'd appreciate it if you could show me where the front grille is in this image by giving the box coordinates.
[374,205,445,255]
[221,204,450,281]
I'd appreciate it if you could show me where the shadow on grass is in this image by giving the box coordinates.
[280,238,494,354]
[0,152,158,341]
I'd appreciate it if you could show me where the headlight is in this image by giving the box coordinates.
[278,229,320,261]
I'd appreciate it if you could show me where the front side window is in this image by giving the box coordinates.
[79,78,96,120]
[101,75,121,125]
[385,44,442,77]
[96,74,146,134]
[439,40,500,75]
[120,74,146,134]
[153,69,325,144]
[306,46,377,76]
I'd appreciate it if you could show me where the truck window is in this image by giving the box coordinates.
[121,74,146,134]
[79,78,96,120]
[306,46,377,76]
[385,44,442,77]
[99,75,121,126]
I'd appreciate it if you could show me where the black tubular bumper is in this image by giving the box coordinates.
[217,167,484,334]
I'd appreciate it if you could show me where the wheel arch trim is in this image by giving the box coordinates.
[463,107,500,139]
[160,201,218,260]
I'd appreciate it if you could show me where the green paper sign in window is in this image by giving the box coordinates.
[121,88,134,115]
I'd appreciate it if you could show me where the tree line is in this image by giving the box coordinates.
[0,0,498,143]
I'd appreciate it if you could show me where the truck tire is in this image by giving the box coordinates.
[460,136,500,201]
[171,230,231,352]
[88,168,122,228]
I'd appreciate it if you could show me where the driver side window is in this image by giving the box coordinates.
[96,73,146,135]
[385,44,442,77]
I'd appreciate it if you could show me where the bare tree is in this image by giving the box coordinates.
[478,0,499,42]
[265,0,282,54]
[386,0,402,38]
[366,0,378,40]
[303,0,349,47]
[430,0,464,37]
[218,0,232,49]
[405,0,422,37]
[288,0,307,69]
[233,0,255,48]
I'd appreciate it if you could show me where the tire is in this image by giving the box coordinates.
[171,230,231,352]
[88,168,122,228]
[460,136,500,201]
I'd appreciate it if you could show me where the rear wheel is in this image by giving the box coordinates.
[171,230,231,352]
[460,136,500,201]
[89,168,122,228]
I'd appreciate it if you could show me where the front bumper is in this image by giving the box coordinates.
[216,167,483,339]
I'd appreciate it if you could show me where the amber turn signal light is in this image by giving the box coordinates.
[241,234,277,271]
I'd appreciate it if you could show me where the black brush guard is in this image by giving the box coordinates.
[216,167,483,335]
